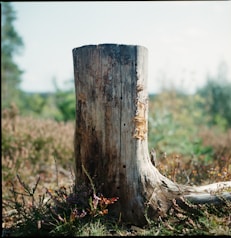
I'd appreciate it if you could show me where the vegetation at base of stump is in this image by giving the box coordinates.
[2,96,231,236]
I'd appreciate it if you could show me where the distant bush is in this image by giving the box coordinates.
[197,79,231,130]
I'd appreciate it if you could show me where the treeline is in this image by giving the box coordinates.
[3,74,231,127]
[6,70,231,129]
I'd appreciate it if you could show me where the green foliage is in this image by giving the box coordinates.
[1,2,24,109]
[148,90,211,159]
[16,80,76,122]
[52,79,76,122]
[18,92,62,120]
[197,63,231,130]
[53,90,75,122]
[19,93,47,115]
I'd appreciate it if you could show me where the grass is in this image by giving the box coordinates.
[2,101,231,236]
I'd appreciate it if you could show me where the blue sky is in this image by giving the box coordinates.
[12,1,231,94]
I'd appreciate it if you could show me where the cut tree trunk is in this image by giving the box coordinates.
[72,44,231,225]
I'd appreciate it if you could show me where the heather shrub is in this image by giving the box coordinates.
[2,104,75,197]
[2,93,231,236]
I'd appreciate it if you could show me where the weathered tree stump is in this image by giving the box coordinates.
[72,44,231,225]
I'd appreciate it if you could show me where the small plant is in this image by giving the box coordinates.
[2,170,119,237]
[80,163,119,217]
[88,193,119,217]
[2,175,52,236]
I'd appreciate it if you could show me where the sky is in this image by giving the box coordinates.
[11,1,231,94]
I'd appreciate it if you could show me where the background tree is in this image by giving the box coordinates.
[19,92,47,116]
[197,62,231,130]
[1,2,24,109]
[53,78,76,122]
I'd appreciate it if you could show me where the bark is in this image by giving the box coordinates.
[72,44,231,226]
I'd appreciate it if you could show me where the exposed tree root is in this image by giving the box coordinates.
[144,162,231,221]
[183,191,231,205]
[181,181,231,206]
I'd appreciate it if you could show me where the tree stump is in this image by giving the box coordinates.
[72,44,231,225]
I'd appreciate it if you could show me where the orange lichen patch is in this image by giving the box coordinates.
[133,101,147,140]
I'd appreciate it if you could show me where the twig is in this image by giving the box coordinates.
[81,164,96,195]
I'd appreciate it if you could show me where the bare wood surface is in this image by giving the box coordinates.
[73,44,231,225]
